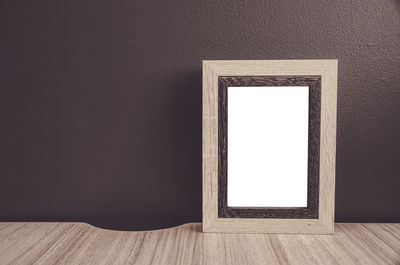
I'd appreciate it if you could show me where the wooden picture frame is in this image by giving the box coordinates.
[202,60,338,234]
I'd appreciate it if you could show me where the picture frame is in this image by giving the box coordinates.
[202,60,338,234]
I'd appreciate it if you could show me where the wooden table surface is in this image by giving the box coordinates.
[0,222,399,265]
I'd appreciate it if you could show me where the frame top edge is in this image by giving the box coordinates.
[202,59,337,76]
[203,59,338,63]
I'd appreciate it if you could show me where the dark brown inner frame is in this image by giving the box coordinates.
[218,76,321,219]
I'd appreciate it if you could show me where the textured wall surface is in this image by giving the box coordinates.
[1,0,399,230]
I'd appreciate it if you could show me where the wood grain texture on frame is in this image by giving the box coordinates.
[218,76,321,219]
[203,60,337,234]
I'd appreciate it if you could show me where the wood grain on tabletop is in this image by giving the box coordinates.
[0,222,399,265]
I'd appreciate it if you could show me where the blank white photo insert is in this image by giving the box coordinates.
[227,86,309,207]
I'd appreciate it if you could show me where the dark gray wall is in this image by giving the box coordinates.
[1,0,399,230]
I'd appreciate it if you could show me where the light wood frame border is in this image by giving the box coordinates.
[202,60,338,234]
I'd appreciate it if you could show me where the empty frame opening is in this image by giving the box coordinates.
[227,86,309,208]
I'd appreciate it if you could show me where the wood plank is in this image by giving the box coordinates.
[0,223,399,265]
